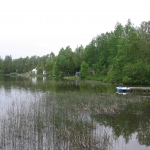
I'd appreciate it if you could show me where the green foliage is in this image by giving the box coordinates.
[84,43,97,68]
[2,55,14,74]
[37,67,43,74]
[37,60,44,74]
[0,19,150,84]
[54,46,76,77]
[0,70,4,76]
[45,52,55,76]
[122,76,132,84]
[73,45,84,71]
[53,62,57,76]
[80,61,88,79]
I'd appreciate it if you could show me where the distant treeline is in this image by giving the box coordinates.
[0,19,150,84]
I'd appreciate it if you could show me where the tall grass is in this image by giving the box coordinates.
[0,89,146,150]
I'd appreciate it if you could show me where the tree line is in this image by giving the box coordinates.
[0,19,150,84]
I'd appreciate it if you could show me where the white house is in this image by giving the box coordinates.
[32,68,37,74]
[43,70,46,75]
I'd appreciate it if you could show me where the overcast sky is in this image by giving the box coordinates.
[0,0,149,59]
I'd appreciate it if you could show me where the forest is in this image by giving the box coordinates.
[0,19,150,85]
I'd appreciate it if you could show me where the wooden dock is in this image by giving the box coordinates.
[129,87,150,92]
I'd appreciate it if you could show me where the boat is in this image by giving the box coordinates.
[116,86,130,94]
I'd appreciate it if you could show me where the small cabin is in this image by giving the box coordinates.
[75,72,81,76]
[43,70,46,75]
[32,68,37,74]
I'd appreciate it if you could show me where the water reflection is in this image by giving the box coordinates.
[0,91,114,149]
[0,85,42,117]
[75,79,80,87]
[0,76,117,93]
[31,76,37,84]
[43,76,46,82]
[91,107,150,149]
[0,77,150,150]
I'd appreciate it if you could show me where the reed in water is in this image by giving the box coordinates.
[0,90,146,150]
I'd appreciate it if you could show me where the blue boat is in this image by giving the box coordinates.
[116,86,130,94]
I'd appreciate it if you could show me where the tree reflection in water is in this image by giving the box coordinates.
[91,100,150,147]
[0,77,150,149]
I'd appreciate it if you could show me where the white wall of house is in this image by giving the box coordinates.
[43,70,46,74]
[32,68,37,74]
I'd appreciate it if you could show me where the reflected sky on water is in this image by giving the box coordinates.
[0,76,150,150]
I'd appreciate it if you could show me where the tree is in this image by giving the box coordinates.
[30,55,38,70]
[45,52,56,76]
[2,55,13,74]
[73,45,84,71]
[0,57,3,70]
[53,62,60,77]
[0,57,4,76]
[24,56,30,72]
[13,58,24,73]
[37,61,44,74]
[54,46,75,77]
[80,61,88,79]
[84,42,97,68]
[139,21,150,64]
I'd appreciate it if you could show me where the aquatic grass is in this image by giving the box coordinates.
[0,91,119,150]
[52,91,143,115]
[0,85,149,149]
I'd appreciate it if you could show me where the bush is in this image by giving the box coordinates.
[0,70,4,76]
[122,76,132,84]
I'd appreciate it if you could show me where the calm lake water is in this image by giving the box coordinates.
[0,76,150,150]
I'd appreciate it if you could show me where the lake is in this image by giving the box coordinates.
[0,76,150,150]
